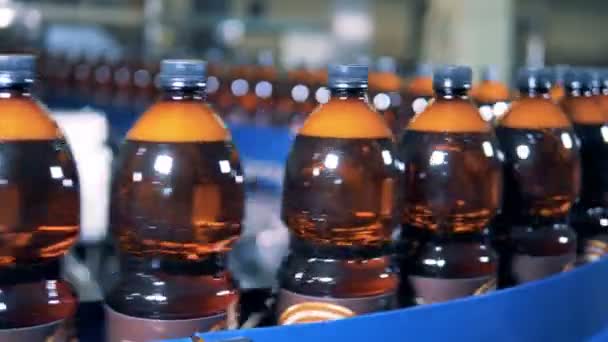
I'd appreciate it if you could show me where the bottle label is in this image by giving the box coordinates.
[408,275,496,305]
[0,320,70,342]
[276,289,397,325]
[105,302,237,341]
[511,253,575,284]
[583,234,608,263]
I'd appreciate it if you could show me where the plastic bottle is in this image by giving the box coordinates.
[106,60,243,341]
[494,67,579,286]
[398,65,501,305]
[561,68,608,263]
[0,54,79,341]
[471,65,510,124]
[278,64,401,324]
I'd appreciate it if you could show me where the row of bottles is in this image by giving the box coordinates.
[39,51,521,133]
[1,53,607,341]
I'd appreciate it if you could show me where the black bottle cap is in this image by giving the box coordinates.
[600,69,608,90]
[587,68,602,94]
[0,54,36,87]
[327,64,368,89]
[481,65,499,82]
[516,67,552,92]
[551,64,569,86]
[432,65,472,92]
[159,59,207,89]
[564,68,593,92]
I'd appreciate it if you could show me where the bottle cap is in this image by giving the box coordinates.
[516,67,552,92]
[587,68,602,94]
[564,68,592,92]
[415,63,433,77]
[159,59,207,89]
[376,56,397,73]
[600,69,608,91]
[432,65,472,91]
[481,65,499,81]
[0,54,36,87]
[327,64,368,89]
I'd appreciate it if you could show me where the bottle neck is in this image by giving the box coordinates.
[434,87,469,100]
[566,87,592,98]
[161,86,207,102]
[329,87,369,102]
[518,89,551,99]
[0,85,33,99]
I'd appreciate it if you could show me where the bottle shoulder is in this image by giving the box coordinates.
[407,99,492,133]
[127,100,231,142]
[298,98,392,139]
[560,96,607,125]
[500,97,572,129]
[0,98,61,140]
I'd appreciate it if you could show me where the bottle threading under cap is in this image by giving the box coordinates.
[398,65,501,305]
[560,68,608,263]
[0,54,80,340]
[106,59,243,341]
[277,63,401,325]
[493,67,579,287]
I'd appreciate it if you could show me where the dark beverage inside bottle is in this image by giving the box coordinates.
[471,65,510,124]
[0,55,79,341]
[561,68,608,263]
[278,64,401,325]
[398,65,501,305]
[106,60,243,341]
[493,67,579,287]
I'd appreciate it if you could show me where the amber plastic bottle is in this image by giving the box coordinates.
[369,56,403,138]
[398,65,500,305]
[106,60,243,341]
[493,68,579,287]
[403,63,434,121]
[471,65,510,124]
[0,55,79,340]
[561,69,608,263]
[278,64,400,325]
[596,69,608,113]
[549,65,568,102]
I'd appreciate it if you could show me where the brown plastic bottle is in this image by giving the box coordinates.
[278,64,400,325]
[106,60,243,341]
[403,63,434,123]
[596,69,608,113]
[0,55,79,340]
[369,56,403,138]
[561,69,608,263]
[493,67,578,287]
[471,65,510,124]
[398,65,501,305]
[549,65,568,102]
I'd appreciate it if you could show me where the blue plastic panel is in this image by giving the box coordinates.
[164,258,608,342]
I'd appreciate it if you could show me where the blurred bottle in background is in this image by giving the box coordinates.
[278,64,400,325]
[561,69,608,263]
[403,63,434,122]
[493,67,578,286]
[398,65,501,305]
[252,50,277,126]
[369,56,403,138]
[106,60,243,341]
[0,55,79,341]
[471,65,510,124]
[549,64,568,102]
